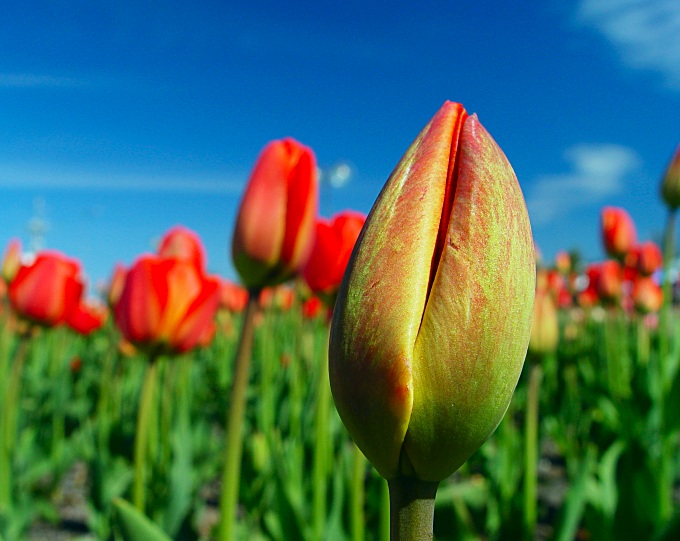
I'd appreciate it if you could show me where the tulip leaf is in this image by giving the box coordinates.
[112,498,172,541]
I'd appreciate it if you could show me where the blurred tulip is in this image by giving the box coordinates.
[529,276,560,356]
[555,251,571,275]
[68,299,107,335]
[8,251,85,327]
[219,279,249,313]
[107,263,127,307]
[113,255,221,355]
[302,295,324,319]
[158,225,207,270]
[232,138,318,290]
[303,211,366,302]
[628,241,663,277]
[2,239,21,283]
[660,143,680,210]
[601,207,636,260]
[632,276,663,314]
[587,261,622,304]
[329,101,535,482]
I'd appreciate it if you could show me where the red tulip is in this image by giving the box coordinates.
[632,276,663,314]
[219,279,249,313]
[587,260,622,304]
[601,207,636,259]
[107,263,127,307]
[303,211,366,299]
[8,251,84,327]
[302,295,324,319]
[627,241,663,277]
[68,300,107,335]
[232,138,318,290]
[158,225,207,270]
[113,255,221,354]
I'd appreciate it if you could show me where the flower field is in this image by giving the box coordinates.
[1,104,680,541]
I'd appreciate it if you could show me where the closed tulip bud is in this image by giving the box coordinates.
[601,207,636,260]
[629,241,663,277]
[529,275,560,356]
[660,144,680,210]
[158,225,207,270]
[232,138,318,290]
[2,239,22,283]
[329,101,535,482]
[8,251,85,327]
[632,276,663,314]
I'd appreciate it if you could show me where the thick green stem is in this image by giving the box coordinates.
[660,209,676,387]
[217,292,259,541]
[350,444,366,541]
[133,358,160,512]
[524,363,543,539]
[380,478,391,541]
[388,476,439,541]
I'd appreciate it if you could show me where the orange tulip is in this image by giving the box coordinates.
[601,207,636,260]
[232,138,318,290]
[627,241,663,277]
[8,251,85,327]
[329,101,535,481]
[158,225,207,270]
[303,211,366,300]
[2,238,22,283]
[219,278,249,313]
[113,255,221,354]
[632,276,663,314]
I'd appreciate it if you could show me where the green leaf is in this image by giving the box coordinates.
[112,498,172,541]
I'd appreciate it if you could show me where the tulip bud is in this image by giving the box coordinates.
[660,144,680,210]
[2,239,22,283]
[158,225,207,270]
[529,274,560,356]
[632,276,663,314]
[601,207,636,260]
[232,138,318,290]
[329,101,535,482]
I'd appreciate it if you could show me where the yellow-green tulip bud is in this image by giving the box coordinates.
[329,101,535,482]
[661,143,680,210]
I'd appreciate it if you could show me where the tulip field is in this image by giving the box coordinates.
[2,104,680,541]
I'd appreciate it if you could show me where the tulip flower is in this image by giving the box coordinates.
[232,138,318,290]
[113,255,220,355]
[68,299,107,335]
[8,251,85,327]
[601,206,636,260]
[628,241,663,277]
[555,250,571,275]
[2,238,21,283]
[529,277,560,356]
[329,101,535,484]
[219,279,249,313]
[660,144,680,210]
[632,276,663,314]
[303,211,366,303]
[158,225,207,270]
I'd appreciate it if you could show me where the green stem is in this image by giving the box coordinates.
[350,444,366,541]
[380,478,391,541]
[524,363,543,539]
[0,335,29,514]
[217,292,259,541]
[660,209,676,388]
[133,358,160,512]
[312,325,331,540]
[388,476,439,541]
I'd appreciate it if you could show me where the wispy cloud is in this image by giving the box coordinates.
[0,73,87,88]
[0,163,244,194]
[576,0,680,87]
[528,144,641,224]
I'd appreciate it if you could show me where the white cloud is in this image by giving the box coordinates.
[576,0,680,87]
[0,163,244,194]
[0,73,85,88]
[528,144,641,224]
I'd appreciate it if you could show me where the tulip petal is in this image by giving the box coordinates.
[329,102,467,479]
[406,114,535,481]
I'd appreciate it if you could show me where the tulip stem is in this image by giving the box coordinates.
[133,357,160,512]
[217,291,259,541]
[388,476,438,541]
[524,362,543,539]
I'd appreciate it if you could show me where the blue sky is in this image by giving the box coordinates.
[1,0,679,291]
